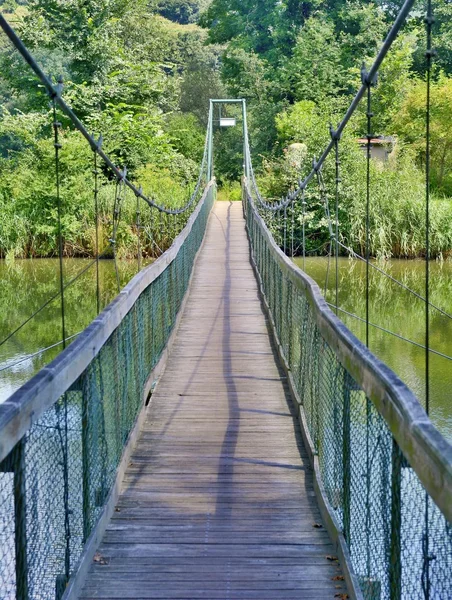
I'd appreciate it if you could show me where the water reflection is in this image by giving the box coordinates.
[0,258,146,404]
[293,257,452,441]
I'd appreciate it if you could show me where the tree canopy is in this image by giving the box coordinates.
[0,0,451,259]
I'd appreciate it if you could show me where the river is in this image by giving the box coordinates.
[0,258,143,404]
[294,256,452,441]
[1,256,451,441]
[0,258,450,599]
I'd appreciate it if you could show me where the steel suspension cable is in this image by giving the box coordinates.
[0,247,114,349]
[0,16,213,358]
[243,72,452,329]
[242,0,417,215]
[336,240,452,321]
[0,14,211,216]
[0,330,83,373]
[326,303,452,362]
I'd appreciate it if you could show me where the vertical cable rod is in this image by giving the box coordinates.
[136,191,142,272]
[93,148,101,314]
[53,87,71,592]
[316,167,332,299]
[150,206,155,257]
[365,73,373,349]
[425,1,433,418]
[111,173,126,293]
[302,188,306,271]
[334,135,340,315]
[52,92,66,350]
[422,2,434,597]
[283,206,287,255]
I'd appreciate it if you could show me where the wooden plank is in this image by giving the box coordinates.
[80,201,345,599]
[0,184,216,464]
[248,191,452,524]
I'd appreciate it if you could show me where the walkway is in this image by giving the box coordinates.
[80,201,346,599]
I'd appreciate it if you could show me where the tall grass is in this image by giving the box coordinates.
[343,149,452,259]
[0,128,199,260]
[257,141,452,260]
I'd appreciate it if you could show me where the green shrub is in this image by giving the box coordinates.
[256,100,452,259]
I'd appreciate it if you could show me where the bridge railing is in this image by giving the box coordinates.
[243,185,451,600]
[0,180,215,600]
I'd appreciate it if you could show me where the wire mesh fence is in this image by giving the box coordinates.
[244,187,452,600]
[0,183,215,600]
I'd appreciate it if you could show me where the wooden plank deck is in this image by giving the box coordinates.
[80,201,346,600]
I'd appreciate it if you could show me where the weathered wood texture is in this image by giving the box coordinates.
[80,201,346,599]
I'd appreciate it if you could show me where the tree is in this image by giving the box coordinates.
[285,15,346,104]
[19,0,131,83]
[178,29,224,125]
[156,0,211,24]
[369,31,418,133]
[200,0,317,61]
[435,0,452,75]
[335,1,386,67]
[165,112,206,162]
[392,74,452,195]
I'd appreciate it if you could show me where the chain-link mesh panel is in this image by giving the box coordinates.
[0,184,215,600]
[244,190,452,600]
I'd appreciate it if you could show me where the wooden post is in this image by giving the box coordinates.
[1,441,29,600]
[342,373,351,544]
[389,439,402,600]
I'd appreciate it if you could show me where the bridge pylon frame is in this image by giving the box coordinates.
[207,98,249,182]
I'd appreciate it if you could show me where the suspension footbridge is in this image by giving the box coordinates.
[0,1,451,599]
[77,200,347,600]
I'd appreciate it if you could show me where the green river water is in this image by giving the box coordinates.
[1,256,451,441]
[0,258,142,404]
[294,256,452,441]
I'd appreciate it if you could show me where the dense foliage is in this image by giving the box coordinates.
[0,0,220,258]
[202,0,452,258]
[0,0,451,259]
